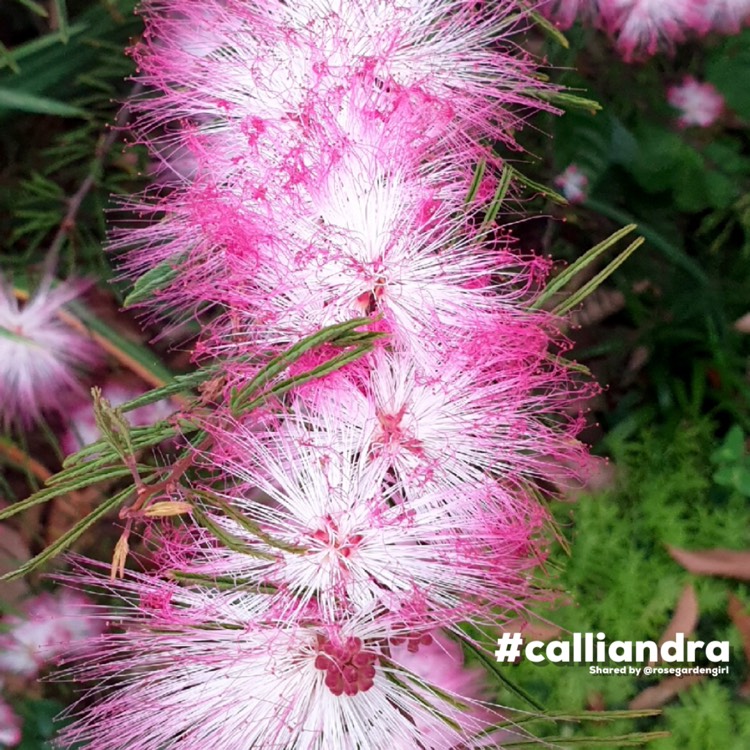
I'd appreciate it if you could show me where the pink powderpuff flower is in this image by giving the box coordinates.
[302,343,589,496]
[171,411,547,627]
[554,164,589,204]
[0,589,104,678]
[212,211,542,368]
[0,277,98,427]
[55,566,510,750]
[0,691,22,748]
[57,0,594,746]
[114,0,558,334]
[62,381,174,455]
[667,77,725,128]
[704,0,750,33]
[605,0,709,60]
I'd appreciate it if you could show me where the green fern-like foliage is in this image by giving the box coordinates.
[0,0,145,281]
[499,420,750,745]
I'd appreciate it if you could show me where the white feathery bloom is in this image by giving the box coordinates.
[57,571,504,750]
[667,77,725,128]
[0,277,97,426]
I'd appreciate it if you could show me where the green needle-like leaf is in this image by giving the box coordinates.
[0,87,88,117]
[531,224,638,310]
[1,487,133,581]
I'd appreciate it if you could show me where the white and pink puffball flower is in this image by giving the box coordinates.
[62,381,174,455]
[0,277,98,427]
[667,77,725,128]
[0,589,104,679]
[700,0,750,34]
[56,0,593,745]
[303,345,589,496]
[605,0,709,61]
[555,164,589,204]
[56,568,507,750]
[113,0,559,334]
[174,410,547,627]
[0,691,22,748]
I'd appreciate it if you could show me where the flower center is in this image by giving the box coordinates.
[314,636,377,697]
[310,515,363,568]
[374,406,423,456]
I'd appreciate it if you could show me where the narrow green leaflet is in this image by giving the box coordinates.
[51,0,70,43]
[465,158,487,204]
[0,465,151,522]
[553,237,644,315]
[0,86,88,117]
[47,464,147,488]
[92,387,136,464]
[13,0,49,17]
[0,42,20,74]
[453,631,544,711]
[499,731,669,747]
[475,708,661,734]
[5,24,86,66]
[510,165,568,205]
[61,422,182,469]
[192,508,276,561]
[533,90,603,114]
[523,5,569,48]
[197,491,305,554]
[169,571,277,594]
[235,343,377,416]
[229,316,378,413]
[0,487,133,582]
[116,370,214,413]
[481,164,514,229]
[123,259,180,307]
[531,224,638,310]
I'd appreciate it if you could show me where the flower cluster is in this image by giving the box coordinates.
[555,164,590,203]
[667,76,725,128]
[0,590,101,749]
[58,1,591,747]
[0,689,22,749]
[0,589,103,679]
[0,277,97,427]
[543,0,750,59]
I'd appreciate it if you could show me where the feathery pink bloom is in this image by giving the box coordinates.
[59,0,592,745]
[301,343,588,494]
[699,0,750,33]
[555,164,589,204]
[0,691,22,748]
[605,0,709,60]
[114,0,558,333]
[165,410,547,626]
[56,565,512,750]
[667,77,725,128]
[0,590,103,678]
[0,278,97,426]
